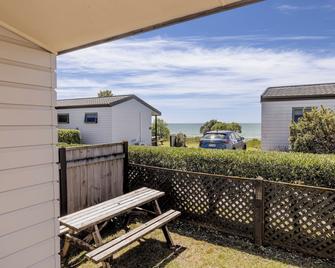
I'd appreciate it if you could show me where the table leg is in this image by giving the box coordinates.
[92,224,103,246]
[123,214,131,232]
[92,224,112,268]
[152,200,175,249]
[60,235,71,257]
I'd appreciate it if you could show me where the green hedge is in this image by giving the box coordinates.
[129,146,335,188]
[58,129,80,144]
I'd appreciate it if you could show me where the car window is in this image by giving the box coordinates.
[203,134,227,139]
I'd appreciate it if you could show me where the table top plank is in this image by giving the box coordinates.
[60,187,152,222]
[64,188,157,226]
[59,187,164,232]
[67,190,162,228]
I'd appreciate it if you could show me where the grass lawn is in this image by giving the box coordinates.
[64,220,333,268]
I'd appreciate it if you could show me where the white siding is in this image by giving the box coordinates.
[111,99,152,145]
[57,99,153,145]
[261,99,335,151]
[0,26,59,268]
[57,106,113,144]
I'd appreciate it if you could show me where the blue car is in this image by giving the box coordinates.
[199,130,246,150]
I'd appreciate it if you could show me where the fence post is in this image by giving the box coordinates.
[254,178,264,246]
[123,141,129,193]
[58,147,68,216]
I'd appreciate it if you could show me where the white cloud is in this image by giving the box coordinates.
[57,36,335,122]
[277,4,335,12]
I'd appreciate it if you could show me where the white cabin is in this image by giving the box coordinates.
[56,95,161,145]
[261,83,335,151]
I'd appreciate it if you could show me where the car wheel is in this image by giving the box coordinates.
[232,147,236,150]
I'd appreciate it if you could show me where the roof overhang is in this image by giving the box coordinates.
[56,95,162,116]
[0,0,261,54]
[261,95,335,103]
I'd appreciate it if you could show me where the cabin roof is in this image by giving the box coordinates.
[261,83,335,102]
[56,95,161,116]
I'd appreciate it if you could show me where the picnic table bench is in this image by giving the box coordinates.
[59,187,180,267]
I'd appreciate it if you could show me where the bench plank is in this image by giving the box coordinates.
[59,187,164,232]
[87,210,181,263]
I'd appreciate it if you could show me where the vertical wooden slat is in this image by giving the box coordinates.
[63,143,125,213]
[254,178,264,246]
[58,147,67,216]
[123,141,129,194]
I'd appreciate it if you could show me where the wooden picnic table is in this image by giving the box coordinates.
[59,187,180,268]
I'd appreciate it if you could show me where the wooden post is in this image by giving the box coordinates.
[123,141,129,194]
[59,147,68,216]
[254,178,264,246]
[154,115,158,146]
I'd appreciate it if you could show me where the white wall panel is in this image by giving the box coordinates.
[261,99,335,151]
[0,26,59,267]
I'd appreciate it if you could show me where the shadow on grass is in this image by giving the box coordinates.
[64,240,185,268]
[62,219,186,268]
[169,220,334,268]
[113,239,185,268]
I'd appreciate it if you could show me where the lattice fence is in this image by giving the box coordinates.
[128,163,335,260]
[129,164,258,239]
[264,181,335,259]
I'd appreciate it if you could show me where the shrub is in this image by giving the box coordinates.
[129,146,335,188]
[290,106,335,153]
[58,129,80,144]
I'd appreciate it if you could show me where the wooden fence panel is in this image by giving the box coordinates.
[128,163,335,260]
[59,142,127,215]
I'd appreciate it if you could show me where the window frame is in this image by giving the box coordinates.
[292,107,312,123]
[84,112,98,124]
[57,113,69,124]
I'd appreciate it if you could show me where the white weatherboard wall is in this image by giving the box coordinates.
[261,99,335,151]
[58,99,152,145]
[0,26,59,267]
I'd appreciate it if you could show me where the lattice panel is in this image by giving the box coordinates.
[129,164,255,238]
[264,182,335,259]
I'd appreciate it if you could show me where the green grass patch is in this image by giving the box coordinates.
[65,220,333,268]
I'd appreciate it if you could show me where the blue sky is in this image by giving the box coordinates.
[57,0,335,123]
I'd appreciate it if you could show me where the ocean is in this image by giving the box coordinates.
[168,123,261,139]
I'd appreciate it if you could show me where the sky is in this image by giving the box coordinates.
[57,0,335,123]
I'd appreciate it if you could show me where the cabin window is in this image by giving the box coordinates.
[292,107,312,123]
[84,112,98,123]
[58,113,69,124]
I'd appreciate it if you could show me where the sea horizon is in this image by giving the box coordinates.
[167,123,261,139]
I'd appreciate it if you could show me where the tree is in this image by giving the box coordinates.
[152,118,170,140]
[228,122,242,133]
[97,89,113,97]
[201,120,242,133]
[200,120,218,134]
[290,106,335,153]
